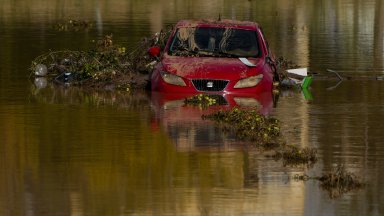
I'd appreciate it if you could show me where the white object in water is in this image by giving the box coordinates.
[286,68,307,77]
[285,67,312,89]
[34,77,47,89]
[239,58,256,67]
[34,64,48,76]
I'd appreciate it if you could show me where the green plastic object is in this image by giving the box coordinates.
[301,76,313,89]
[302,88,313,101]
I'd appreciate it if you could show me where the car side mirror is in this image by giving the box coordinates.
[148,46,161,58]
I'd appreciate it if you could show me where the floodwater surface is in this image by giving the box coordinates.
[1,0,384,215]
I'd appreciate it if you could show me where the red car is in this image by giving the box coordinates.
[148,19,278,94]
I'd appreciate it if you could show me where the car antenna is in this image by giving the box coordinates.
[218,13,221,21]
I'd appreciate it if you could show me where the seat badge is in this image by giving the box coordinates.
[207,81,213,88]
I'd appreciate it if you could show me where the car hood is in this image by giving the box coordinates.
[161,55,264,80]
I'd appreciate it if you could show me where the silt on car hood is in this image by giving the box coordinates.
[161,55,263,80]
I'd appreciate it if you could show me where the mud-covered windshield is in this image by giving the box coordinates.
[168,27,260,58]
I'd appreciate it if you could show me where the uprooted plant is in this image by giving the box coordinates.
[30,34,140,89]
[30,25,175,90]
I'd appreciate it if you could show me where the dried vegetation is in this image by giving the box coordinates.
[30,25,174,91]
[202,108,280,145]
[52,19,93,31]
[294,165,364,198]
[202,108,318,165]
[201,107,363,198]
[273,145,317,166]
[184,94,219,109]
[317,165,364,198]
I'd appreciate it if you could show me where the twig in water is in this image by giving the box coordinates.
[327,69,343,81]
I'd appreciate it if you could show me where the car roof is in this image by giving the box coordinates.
[175,19,260,31]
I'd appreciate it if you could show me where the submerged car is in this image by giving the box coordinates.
[148,19,278,94]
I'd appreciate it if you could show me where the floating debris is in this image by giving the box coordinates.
[203,107,319,165]
[30,34,151,90]
[34,64,48,76]
[184,94,219,109]
[327,69,343,81]
[202,108,280,146]
[52,19,93,31]
[273,145,317,166]
[318,165,364,198]
[30,25,175,90]
[128,24,174,72]
[275,56,301,80]
[285,68,312,88]
[294,165,364,198]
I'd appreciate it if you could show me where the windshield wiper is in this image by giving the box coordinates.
[195,49,239,58]
[216,50,240,58]
[196,50,219,57]
[171,47,199,56]
[172,48,243,58]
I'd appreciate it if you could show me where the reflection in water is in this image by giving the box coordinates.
[70,192,84,216]
[2,81,384,215]
[150,92,274,151]
[374,0,384,71]
[1,86,311,215]
[95,2,103,37]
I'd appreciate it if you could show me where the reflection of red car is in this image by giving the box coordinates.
[151,92,274,116]
[150,92,274,151]
[148,19,278,94]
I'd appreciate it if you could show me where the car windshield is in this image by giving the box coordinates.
[168,27,260,58]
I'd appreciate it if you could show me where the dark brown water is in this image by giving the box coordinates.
[1,0,384,215]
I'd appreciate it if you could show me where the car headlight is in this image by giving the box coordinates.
[234,74,263,88]
[160,71,186,86]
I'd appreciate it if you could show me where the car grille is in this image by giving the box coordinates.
[191,79,229,92]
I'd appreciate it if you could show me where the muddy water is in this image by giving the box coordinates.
[1,0,384,215]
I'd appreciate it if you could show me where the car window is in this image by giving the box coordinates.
[168,27,260,58]
[194,28,225,51]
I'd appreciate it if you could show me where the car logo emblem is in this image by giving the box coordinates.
[207,81,213,88]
